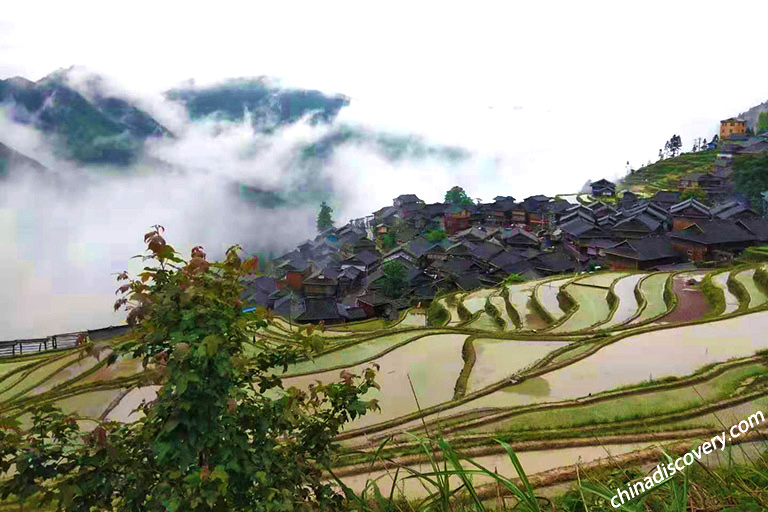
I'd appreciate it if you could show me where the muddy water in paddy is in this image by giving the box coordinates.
[659,272,710,323]
[284,334,470,430]
[339,442,655,497]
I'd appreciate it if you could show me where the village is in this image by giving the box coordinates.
[242,117,768,325]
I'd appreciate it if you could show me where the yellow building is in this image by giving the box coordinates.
[720,117,746,139]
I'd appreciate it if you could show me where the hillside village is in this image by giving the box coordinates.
[244,118,768,325]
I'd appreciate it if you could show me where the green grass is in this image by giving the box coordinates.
[474,363,768,434]
[624,150,717,186]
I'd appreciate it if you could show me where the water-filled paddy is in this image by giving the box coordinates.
[399,312,426,327]
[734,269,768,309]
[506,281,547,329]
[471,362,767,433]
[536,277,572,321]
[284,330,441,375]
[712,271,740,314]
[439,296,464,325]
[601,274,644,328]
[550,283,610,333]
[660,273,710,323]
[446,312,768,415]
[106,386,161,422]
[625,273,670,326]
[577,271,628,288]
[283,334,469,429]
[463,288,498,314]
[489,296,516,329]
[467,339,570,393]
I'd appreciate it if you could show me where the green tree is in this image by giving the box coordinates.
[664,134,682,158]
[0,226,379,511]
[316,201,334,233]
[758,111,768,134]
[444,186,474,207]
[380,260,407,298]
[426,229,446,243]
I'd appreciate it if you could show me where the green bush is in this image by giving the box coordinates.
[484,298,506,330]
[700,272,725,316]
[426,299,449,327]
[0,227,380,511]
[754,266,768,296]
[456,300,472,322]
[727,271,750,311]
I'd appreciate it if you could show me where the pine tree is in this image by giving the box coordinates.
[316,201,334,233]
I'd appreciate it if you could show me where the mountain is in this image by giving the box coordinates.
[737,99,768,129]
[0,69,169,165]
[166,77,350,130]
[0,141,48,178]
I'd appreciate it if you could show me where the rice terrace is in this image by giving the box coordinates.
[3,263,768,509]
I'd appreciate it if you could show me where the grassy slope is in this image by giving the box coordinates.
[623,150,717,189]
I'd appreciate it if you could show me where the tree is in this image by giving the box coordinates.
[444,186,474,207]
[758,111,768,134]
[380,260,407,298]
[316,201,334,233]
[664,134,682,158]
[701,137,708,150]
[426,229,446,243]
[0,226,379,511]
[658,149,664,161]
[692,139,699,152]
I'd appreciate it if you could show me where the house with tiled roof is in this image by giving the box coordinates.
[669,220,758,260]
[605,237,681,270]
[669,198,712,230]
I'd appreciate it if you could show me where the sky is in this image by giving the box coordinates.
[1,0,768,338]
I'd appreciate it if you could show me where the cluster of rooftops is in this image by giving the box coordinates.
[240,190,768,325]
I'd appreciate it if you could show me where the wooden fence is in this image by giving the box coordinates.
[0,325,131,358]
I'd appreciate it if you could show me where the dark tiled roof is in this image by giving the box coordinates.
[489,251,525,272]
[669,198,711,216]
[560,218,606,238]
[470,241,505,261]
[606,237,679,261]
[669,220,757,245]
[356,250,378,266]
[453,272,483,291]
[591,178,615,187]
[441,258,477,275]
[711,201,757,220]
[296,298,344,322]
[395,194,422,203]
[613,213,661,232]
[533,251,578,272]
[737,218,768,241]
[273,296,306,318]
[651,191,681,204]
[500,227,540,245]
